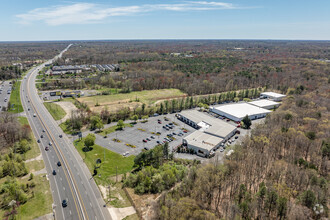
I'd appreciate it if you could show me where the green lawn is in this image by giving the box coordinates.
[100,123,133,136]
[18,116,29,126]
[74,139,135,185]
[78,89,186,107]
[44,102,66,120]
[8,81,23,113]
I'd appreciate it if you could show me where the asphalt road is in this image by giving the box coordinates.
[0,81,12,111]
[21,44,111,220]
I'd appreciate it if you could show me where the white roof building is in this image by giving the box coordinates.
[249,99,280,110]
[260,92,286,101]
[211,103,271,122]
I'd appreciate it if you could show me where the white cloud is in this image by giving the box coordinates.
[16,1,241,26]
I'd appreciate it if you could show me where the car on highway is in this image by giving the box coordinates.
[62,200,67,207]
[49,142,52,146]
[59,134,63,138]
[235,136,239,139]
[45,146,49,151]
[37,139,40,143]
[52,170,56,175]
[33,113,36,117]
[40,134,43,138]
[28,108,30,111]
[57,161,61,167]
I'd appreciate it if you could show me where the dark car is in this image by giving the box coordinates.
[150,136,155,139]
[62,200,67,207]
[40,134,43,138]
[28,108,30,111]
[235,136,239,139]
[164,118,169,121]
[143,139,147,143]
[45,146,49,151]
[157,141,161,144]
[156,132,161,135]
[52,170,56,175]
[42,129,45,132]
[146,138,151,141]
[144,147,149,150]
[173,132,177,135]
[37,139,40,143]
[59,134,63,138]
[162,126,166,129]
[57,161,61,167]
[158,121,162,124]
[169,123,173,125]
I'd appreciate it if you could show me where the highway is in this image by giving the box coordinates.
[21,44,111,220]
[0,81,12,111]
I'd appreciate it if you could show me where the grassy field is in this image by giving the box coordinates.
[8,81,23,113]
[18,174,53,220]
[44,102,66,120]
[100,123,133,136]
[18,116,29,126]
[74,139,135,185]
[26,160,45,173]
[77,89,186,112]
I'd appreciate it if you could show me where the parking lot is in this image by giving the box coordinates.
[91,113,195,156]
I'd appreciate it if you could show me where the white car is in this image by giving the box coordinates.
[33,113,36,117]
[122,151,129,157]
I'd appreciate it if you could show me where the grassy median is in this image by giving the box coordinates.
[8,81,23,113]
[44,102,66,120]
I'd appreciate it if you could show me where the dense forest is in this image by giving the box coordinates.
[55,40,330,96]
[0,42,69,79]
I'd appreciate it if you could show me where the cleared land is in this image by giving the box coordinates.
[44,102,66,121]
[74,139,135,185]
[77,89,186,113]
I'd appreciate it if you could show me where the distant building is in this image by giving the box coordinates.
[260,92,286,101]
[177,110,237,157]
[210,103,271,122]
[248,99,280,110]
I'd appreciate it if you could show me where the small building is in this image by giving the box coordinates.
[260,92,286,101]
[248,99,280,110]
[178,110,237,157]
[210,103,271,122]
[183,130,223,157]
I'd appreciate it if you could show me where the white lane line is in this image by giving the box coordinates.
[70,210,72,215]
[63,187,65,191]
[90,202,92,207]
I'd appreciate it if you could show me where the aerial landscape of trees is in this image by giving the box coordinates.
[0,40,329,219]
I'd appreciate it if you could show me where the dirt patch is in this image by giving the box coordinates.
[56,101,78,123]
[90,102,141,113]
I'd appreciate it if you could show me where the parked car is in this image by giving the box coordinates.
[164,118,169,121]
[169,123,173,125]
[144,147,149,150]
[157,141,161,144]
[122,152,129,156]
[156,132,161,135]
[150,136,155,139]
[158,121,162,124]
[235,136,239,139]
[146,138,151,141]
[237,124,241,128]
[226,119,230,122]
[143,139,147,143]
[219,147,224,152]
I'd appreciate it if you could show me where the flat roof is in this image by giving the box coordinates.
[249,99,280,108]
[178,110,237,138]
[184,130,223,151]
[261,92,286,98]
[213,103,271,119]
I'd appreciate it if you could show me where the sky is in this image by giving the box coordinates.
[0,0,329,41]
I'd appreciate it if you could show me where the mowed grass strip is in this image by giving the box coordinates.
[44,102,66,120]
[78,89,186,107]
[8,81,23,113]
[18,116,29,126]
[74,139,135,185]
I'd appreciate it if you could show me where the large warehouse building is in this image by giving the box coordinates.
[260,92,286,101]
[210,103,271,122]
[248,99,280,110]
[177,110,237,157]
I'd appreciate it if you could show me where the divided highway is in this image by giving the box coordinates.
[20,45,111,220]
